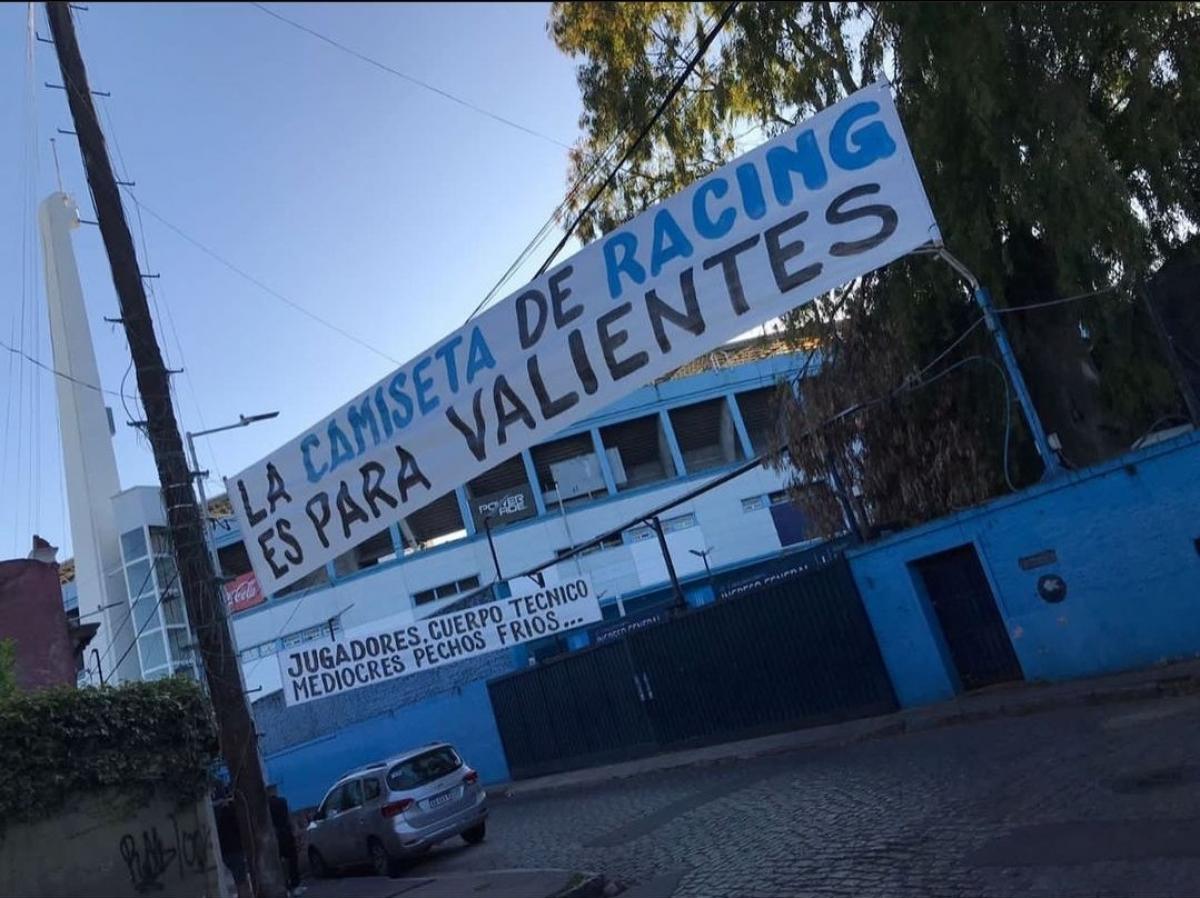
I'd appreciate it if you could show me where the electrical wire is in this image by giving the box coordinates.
[912,316,986,382]
[249,2,570,150]
[104,568,182,681]
[121,191,402,366]
[243,280,1109,669]
[535,1,741,278]
[89,548,173,676]
[98,98,225,482]
[463,5,727,322]
[995,285,1117,314]
[461,140,620,322]
[0,339,140,401]
[913,354,1017,493]
[504,314,1025,584]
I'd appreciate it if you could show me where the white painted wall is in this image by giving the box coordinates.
[232,461,792,694]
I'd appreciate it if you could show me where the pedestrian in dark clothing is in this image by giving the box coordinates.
[213,796,250,897]
[268,785,301,889]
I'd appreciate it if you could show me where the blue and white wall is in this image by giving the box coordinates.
[228,346,829,805]
[848,431,1200,707]
[227,348,816,696]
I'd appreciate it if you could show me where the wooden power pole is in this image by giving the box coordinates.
[44,4,286,896]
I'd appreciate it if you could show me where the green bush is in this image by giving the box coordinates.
[0,677,217,827]
[0,639,16,702]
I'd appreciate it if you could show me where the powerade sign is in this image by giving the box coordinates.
[278,575,600,706]
[468,483,537,531]
[232,82,940,593]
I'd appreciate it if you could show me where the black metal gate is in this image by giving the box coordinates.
[488,557,897,779]
[912,544,1023,690]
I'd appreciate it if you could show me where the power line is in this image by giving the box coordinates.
[249,2,570,151]
[0,338,139,401]
[996,285,1118,314]
[535,0,741,278]
[89,540,172,676]
[123,192,402,365]
[98,98,227,482]
[506,309,1031,584]
[463,6,725,322]
[105,568,181,680]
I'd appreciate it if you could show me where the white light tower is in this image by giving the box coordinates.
[39,192,138,685]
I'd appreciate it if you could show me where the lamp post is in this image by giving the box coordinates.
[689,546,716,597]
[482,514,503,582]
[184,411,278,788]
[648,516,687,611]
[185,412,279,574]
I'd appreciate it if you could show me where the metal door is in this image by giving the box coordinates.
[627,558,896,748]
[488,639,656,779]
[489,555,897,777]
[914,544,1022,690]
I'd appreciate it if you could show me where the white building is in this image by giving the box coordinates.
[44,189,824,698]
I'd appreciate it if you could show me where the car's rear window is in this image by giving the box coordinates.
[386,747,462,791]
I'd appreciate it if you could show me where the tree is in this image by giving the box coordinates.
[550,1,1196,535]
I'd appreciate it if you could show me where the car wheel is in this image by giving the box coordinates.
[461,822,486,845]
[368,837,401,878]
[308,847,332,879]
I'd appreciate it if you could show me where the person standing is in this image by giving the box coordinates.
[267,785,300,889]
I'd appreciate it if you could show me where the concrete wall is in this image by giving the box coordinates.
[848,432,1200,707]
[0,788,223,898]
[0,558,76,690]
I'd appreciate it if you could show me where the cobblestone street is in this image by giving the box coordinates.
[398,694,1200,897]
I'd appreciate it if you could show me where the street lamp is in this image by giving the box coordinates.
[482,514,503,582]
[689,547,717,597]
[185,411,279,574]
[185,411,280,787]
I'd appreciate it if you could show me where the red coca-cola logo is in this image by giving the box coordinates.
[224,573,264,614]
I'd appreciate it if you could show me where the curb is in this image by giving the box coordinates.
[553,872,608,898]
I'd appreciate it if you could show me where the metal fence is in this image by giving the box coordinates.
[488,556,896,779]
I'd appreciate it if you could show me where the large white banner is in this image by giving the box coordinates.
[232,81,939,592]
[278,575,600,706]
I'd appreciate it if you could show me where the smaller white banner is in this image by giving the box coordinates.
[277,575,599,706]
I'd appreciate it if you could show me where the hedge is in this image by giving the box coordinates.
[0,677,218,827]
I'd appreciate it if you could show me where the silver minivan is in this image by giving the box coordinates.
[306,743,488,878]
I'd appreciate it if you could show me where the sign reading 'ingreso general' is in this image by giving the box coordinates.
[277,575,600,706]
[232,82,940,593]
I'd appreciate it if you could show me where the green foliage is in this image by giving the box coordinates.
[0,677,217,827]
[0,640,16,702]
[551,1,1195,534]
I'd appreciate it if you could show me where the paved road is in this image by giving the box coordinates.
[346,695,1200,897]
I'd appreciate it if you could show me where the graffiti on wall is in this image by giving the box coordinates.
[118,812,213,893]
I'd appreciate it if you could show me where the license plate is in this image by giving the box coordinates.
[428,790,455,808]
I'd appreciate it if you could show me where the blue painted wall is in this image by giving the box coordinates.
[848,432,1200,708]
[264,679,509,810]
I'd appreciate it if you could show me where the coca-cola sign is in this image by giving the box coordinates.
[224,572,265,615]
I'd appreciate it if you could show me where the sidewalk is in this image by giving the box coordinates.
[297,869,605,898]
[493,657,1200,800]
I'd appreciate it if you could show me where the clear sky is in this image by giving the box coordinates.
[0,2,587,559]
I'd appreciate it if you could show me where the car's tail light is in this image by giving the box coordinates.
[381,799,413,818]
[463,770,479,785]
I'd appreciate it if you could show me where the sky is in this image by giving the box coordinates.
[0,2,588,560]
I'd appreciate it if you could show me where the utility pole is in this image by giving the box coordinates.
[933,246,1064,479]
[648,515,687,611]
[44,5,285,896]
